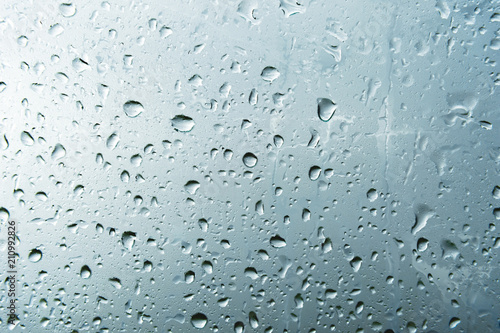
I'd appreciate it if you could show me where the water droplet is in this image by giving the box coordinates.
[493,186,500,199]
[80,265,91,278]
[249,88,258,105]
[0,207,10,223]
[270,235,286,248]
[109,277,122,289]
[59,3,77,17]
[494,208,500,220]
[273,135,284,148]
[243,152,258,167]
[21,131,35,146]
[184,180,201,195]
[106,133,119,149]
[417,238,429,252]
[411,204,435,235]
[160,26,173,38]
[123,101,144,118]
[28,249,42,263]
[202,261,213,274]
[366,188,378,202]
[130,154,143,167]
[309,166,321,181]
[48,24,64,36]
[449,317,461,329]
[120,170,130,183]
[171,115,195,132]
[185,270,195,284]
[190,313,207,329]
[244,267,259,279]
[72,58,90,72]
[261,66,280,82]
[249,311,259,328]
[234,321,245,333]
[350,256,362,272]
[121,231,136,250]
[1,135,9,150]
[317,98,337,122]
[51,144,66,160]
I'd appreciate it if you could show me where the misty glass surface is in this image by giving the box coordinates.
[1,0,500,332]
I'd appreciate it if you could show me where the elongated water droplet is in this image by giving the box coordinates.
[106,133,119,149]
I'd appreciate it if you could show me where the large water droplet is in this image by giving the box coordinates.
[59,3,77,17]
[270,235,286,248]
[366,188,378,202]
[317,98,337,122]
[190,313,207,329]
[243,152,258,167]
[492,186,500,199]
[261,66,280,82]
[106,133,119,149]
[28,249,42,263]
[51,144,66,160]
[309,166,321,181]
[234,321,245,333]
[80,265,92,279]
[121,231,136,250]
[171,115,195,132]
[123,101,144,118]
[184,180,201,195]
[21,131,35,146]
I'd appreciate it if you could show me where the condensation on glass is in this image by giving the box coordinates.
[0,0,499,332]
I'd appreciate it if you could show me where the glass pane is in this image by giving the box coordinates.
[1,0,499,332]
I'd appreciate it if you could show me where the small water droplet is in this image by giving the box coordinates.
[243,152,258,167]
[317,98,337,122]
[171,115,195,132]
[123,101,144,118]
